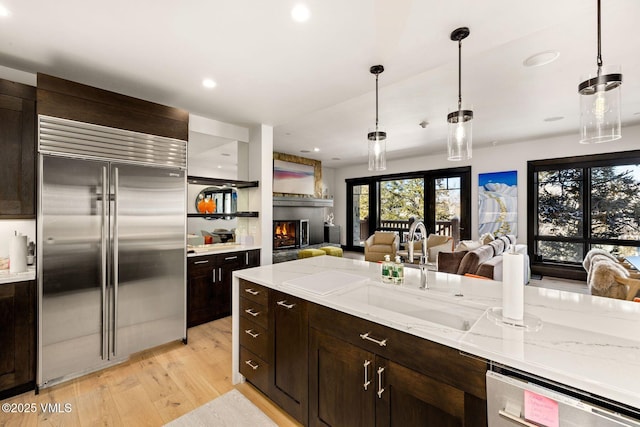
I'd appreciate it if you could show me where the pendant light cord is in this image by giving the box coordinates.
[375,73,379,129]
[597,0,603,73]
[458,39,463,111]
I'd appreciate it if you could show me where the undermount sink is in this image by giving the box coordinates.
[334,285,484,331]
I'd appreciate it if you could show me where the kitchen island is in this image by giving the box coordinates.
[232,256,640,424]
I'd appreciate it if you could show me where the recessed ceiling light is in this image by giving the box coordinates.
[523,51,560,68]
[313,147,320,152]
[217,165,222,169]
[544,116,565,122]
[291,4,310,22]
[202,78,217,89]
[300,149,310,153]
[0,4,10,17]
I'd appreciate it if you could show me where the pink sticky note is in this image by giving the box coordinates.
[524,389,559,427]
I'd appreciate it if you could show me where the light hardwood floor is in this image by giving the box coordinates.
[0,317,300,427]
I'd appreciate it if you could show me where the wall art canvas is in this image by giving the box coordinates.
[478,170,517,236]
[273,159,315,195]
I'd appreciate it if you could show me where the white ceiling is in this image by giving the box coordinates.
[1,0,639,168]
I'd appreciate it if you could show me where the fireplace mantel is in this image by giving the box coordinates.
[273,196,333,208]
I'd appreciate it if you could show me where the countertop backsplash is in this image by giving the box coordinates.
[0,219,36,258]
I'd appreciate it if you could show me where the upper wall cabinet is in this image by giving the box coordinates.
[0,79,36,218]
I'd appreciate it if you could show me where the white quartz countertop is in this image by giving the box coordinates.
[187,244,262,257]
[233,256,640,410]
[0,266,36,284]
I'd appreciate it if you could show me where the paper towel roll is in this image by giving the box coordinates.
[10,234,28,273]
[502,252,524,321]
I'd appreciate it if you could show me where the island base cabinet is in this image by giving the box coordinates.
[377,360,466,427]
[270,291,308,425]
[309,329,376,427]
[309,303,487,427]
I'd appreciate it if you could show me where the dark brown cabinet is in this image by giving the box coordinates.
[0,280,36,399]
[308,304,487,427]
[309,329,376,427]
[239,280,271,395]
[270,291,308,424]
[188,249,260,327]
[236,279,487,426]
[0,79,36,218]
[238,281,309,425]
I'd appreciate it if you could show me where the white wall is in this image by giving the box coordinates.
[244,124,273,266]
[333,124,640,246]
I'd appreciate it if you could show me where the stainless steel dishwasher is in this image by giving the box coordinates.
[487,368,640,426]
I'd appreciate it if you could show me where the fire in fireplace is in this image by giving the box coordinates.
[274,220,298,249]
[273,219,310,250]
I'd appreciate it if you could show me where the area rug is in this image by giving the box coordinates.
[165,389,277,427]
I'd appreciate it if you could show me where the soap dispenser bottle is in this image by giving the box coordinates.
[393,255,404,285]
[382,254,392,283]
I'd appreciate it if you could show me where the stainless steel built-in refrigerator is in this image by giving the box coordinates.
[37,116,187,388]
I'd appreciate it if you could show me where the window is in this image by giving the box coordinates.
[346,167,470,251]
[435,177,461,235]
[528,151,640,279]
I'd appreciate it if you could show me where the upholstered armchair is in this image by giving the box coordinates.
[364,231,399,262]
[398,234,453,264]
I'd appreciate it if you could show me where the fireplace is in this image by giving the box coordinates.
[273,219,310,250]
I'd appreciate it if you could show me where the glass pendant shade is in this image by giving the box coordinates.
[447,107,473,161]
[367,64,386,171]
[368,127,387,171]
[579,65,622,143]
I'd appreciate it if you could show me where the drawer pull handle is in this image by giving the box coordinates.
[377,367,385,398]
[244,329,260,338]
[244,288,260,296]
[363,360,371,390]
[244,308,260,317]
[225,255,238,261]
[194,260,209,264]
[497,410,538,427]
[360,332,387,347]
[245,360,259,370]
[277,300,295,309]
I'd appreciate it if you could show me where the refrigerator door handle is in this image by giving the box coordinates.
[101,166,108,361]
[113,167,119,358]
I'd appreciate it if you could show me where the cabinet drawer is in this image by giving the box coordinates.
[239,346,269,394]
[240,297,268,329]
[239,279,268,306]
[188,255,215,272]
[239,316,269,361]
[309,303,487,399]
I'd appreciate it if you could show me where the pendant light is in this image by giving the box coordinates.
[368,65,386,171]
[447,27,473,161]
[578,0,622,144]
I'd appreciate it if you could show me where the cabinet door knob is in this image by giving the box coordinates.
[244,308,260,317]
[277,300,295,309]
[244,288,260,296]
[244,329,260,338]
[360,332,387,347]
[245,360,259,370]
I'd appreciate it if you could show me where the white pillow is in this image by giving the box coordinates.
[455,240,482,252]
